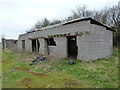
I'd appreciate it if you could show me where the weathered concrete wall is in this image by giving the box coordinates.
[38,37,67,58]
[52,37,67,58]
[38,39,46,55]
[17,21,90,52]
[19,21,90,39]
[17,34,32,52]
[17,35,24,51]
[17,37,22,51]
[48,46,57,56]
[2,38,17,50]
[6,40,17,50]
[18,21,90,53]
[25,39,32,52]
[17,20,113,61]
[77,24,112,61]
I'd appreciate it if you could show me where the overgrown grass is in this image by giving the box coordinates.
[2,48,119,88]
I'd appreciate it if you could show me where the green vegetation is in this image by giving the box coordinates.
[2,48,119,88]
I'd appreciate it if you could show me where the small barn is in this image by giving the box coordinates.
[17,17,114,61]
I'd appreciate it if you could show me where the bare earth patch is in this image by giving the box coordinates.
[20,77,33,87]
[11,67,47,77]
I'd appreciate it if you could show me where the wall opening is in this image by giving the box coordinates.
[67,36,78,59]
[44,38,56,55]
[37,39,40,52]
[22,40,25,50]
[46,38,56,46]
[32,39,40,52]
[14,40,17,44]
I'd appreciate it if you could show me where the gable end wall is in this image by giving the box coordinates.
[77,24,113,61]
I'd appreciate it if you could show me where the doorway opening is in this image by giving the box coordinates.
[32,39,40,52]
[67,36,78,59]
[22,40,25,50]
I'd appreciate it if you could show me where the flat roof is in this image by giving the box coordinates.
[40,17,114,31]
[22,17,115,36]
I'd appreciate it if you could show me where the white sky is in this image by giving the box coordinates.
[0,0,119,40]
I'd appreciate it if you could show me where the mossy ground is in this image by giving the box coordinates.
[2,48,119,88]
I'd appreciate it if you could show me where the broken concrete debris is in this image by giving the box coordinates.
[68,60,75,65]
[30,56,46,65]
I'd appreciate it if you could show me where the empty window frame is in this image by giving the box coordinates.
[14,40,17,44]
[46,38,56,46]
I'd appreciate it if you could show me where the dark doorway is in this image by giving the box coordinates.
[67,36,78,59]
[32,39,40,52]
[37,39,40,52]
[32,39,36,52]
[22,40,25,50]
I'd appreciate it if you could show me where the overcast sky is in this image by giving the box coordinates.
[0,0,119,40]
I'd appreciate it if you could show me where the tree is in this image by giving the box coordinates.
[34,20,42,29]
[1,34,5,39]
[71,5,93,19]
[107,5,120,46]
[108,6,120,29]
[50,19,62,25]
[41,18,51,27]
[26,4,119,46]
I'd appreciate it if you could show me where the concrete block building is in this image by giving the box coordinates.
[2,38,17,50]
[17,17,114,61]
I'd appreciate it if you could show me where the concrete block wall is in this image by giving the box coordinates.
[17,20,113,61]
[77,24,112,61]
[6,40,17,50]
[38,37,67,58]
[38,39,46,55]
[52,37,67,58]
[2,39,17,50]
[17,40,22,51]
[25,39,32,52]
[17,35,25,51]
[18,21,90,39]
[17,34,32,52]
[48,46,57,56]
[17,20,90,53]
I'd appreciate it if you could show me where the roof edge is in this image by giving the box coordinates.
[63,17,115,32]
[89,18,116,32]
[20,17,115,36]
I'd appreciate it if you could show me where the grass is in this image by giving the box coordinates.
[2,48,119,88]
